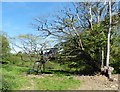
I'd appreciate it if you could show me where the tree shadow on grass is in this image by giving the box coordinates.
[42,69,75,76]
[28,68,96,76]
[44,69,96,76]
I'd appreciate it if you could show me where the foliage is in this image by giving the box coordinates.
[0,32,11,62]
[110,15,120,73]
[2,2,120,75]
[57,13,120,74]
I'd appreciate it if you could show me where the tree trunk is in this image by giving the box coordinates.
[101,47,104,68]
[89,4,93,30]
[100,1,114,80]
[105,1,114,80]
[43,62,45,72]
[106,1,112,67]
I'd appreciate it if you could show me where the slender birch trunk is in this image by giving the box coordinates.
[101,48,104,68]
[106,1,111,67]
[89,4,93,30]
[105,1,114,80]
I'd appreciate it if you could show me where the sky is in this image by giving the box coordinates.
[2,2,70,37]
[1,1,120,53]
[2,2,72,53]
[1,1,120,37]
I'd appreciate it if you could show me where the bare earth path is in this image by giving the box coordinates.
[20,73,119,90]
[74,74,119,90]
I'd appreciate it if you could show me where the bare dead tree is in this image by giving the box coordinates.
[10,34,50,71]
[32,6,85,51]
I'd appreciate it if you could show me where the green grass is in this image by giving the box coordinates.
[1,64,29,90]
[1,64,80,90]
[45,61,65,70]
[34,75,80,90]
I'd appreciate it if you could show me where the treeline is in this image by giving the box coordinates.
[1,2,120,74]
[32,2,120,74]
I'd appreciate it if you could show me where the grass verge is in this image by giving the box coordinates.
[1,64,80,90]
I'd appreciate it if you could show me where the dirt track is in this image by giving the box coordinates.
[21,73,119,90]
[74,74,119,90]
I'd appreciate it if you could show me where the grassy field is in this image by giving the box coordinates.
[1,64,80,90]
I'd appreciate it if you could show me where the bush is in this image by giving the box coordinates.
[2,79,10,91]
[2,74,18,91]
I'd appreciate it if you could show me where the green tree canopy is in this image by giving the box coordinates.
[0,32,11,62]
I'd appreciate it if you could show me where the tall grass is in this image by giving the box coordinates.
[1,64,29,90]
[1,64,81,90]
